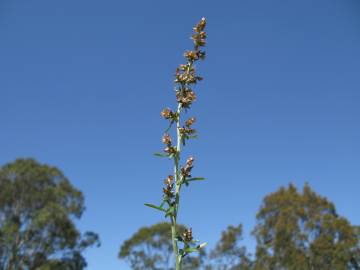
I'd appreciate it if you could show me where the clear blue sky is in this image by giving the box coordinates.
[1,0,359,269]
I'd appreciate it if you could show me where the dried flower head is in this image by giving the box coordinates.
[185,117,196,127]
[161,108,174,119]
[180,156,195,179]
[191,32,206,47]
[163,175,175,199]
[162,133,172,146]
[183,228,193,242]
[164,175,174,186]
[179,126,196,134]
[175,66,200,85]
[164,146,177,155]
[176,89,197,108]
[186,156,194,167]
[184,50,198,62]
[193,17,206,33]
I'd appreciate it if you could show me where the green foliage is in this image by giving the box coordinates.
[127,184,360,270]
[253,183,360,270]
[0,158,99,270]
[119,222,204,270]
[207,224,252,270]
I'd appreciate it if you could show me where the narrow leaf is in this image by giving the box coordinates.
[187,177,205,182]
[164,120,175,133]
[154,153,169,158]
[197,242,207,249]
[144,203,167,212]
[184,247,200,253]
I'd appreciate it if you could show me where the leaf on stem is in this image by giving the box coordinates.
[144,203,167,212]
[164,120,175,133]
[154,153,170,158]
[181,242,207,257]
[197,242,207,249]
[187,177,205,182]
[165,206,175,217]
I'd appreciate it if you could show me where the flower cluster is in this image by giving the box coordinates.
[174,17,207,110]
[147,18,207,270]
[163,175,175,201]
[162,133,176,155]
[176,88,197,108]
[181,156,194,179]
[161,107,176,120]
[182,228,193,242]
[185,117,196,127]
[179,117,196,144]
[192,18,207,48]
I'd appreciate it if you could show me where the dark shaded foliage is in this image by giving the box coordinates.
[0,158,99,270]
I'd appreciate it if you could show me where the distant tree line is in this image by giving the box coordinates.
[120,184,360,270]
[1,158,359,269]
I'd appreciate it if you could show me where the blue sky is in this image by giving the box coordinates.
[1,0,360,269]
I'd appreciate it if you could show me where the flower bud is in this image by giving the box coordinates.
[161,108,173,119]
[185,117,196,127]
[186,156,194,167]
[164,175,174,186]
[184,51,198,61]
[183,228,193,242]
[162,133,172,145]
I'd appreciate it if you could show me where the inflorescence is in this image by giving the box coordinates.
[146,18,207,269]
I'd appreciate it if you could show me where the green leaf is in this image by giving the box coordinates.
[187,177,205,182]
[197,242,207,249]
[183,242,207,255]
[164,120,175,133]
[165,206,175,217]
[185,247,199,253]
[144,203,166,212]
[154,153,169,158]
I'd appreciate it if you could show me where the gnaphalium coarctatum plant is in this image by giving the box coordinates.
[145,18,207,270]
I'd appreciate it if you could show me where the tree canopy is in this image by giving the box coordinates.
[0,158,99,270]
[253,184,360,270]
[121,184,360,270]
[119,222,252,270]
[207,224,252,270]
[119,222,204,270]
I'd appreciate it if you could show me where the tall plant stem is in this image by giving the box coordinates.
[171,103,183,270]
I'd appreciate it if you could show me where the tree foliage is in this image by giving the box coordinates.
[123,184,360,270]
[119,222,204,270]
[0,158,99,270]
[207,224,252,270]
[253,184,360,270]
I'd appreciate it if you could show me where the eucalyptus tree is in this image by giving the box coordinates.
[253,184,360,270]
[119,222,204,270]
[207,224,252,270]
[0,158,99,270]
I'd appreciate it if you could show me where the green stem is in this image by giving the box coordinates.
[171,103,183,270]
